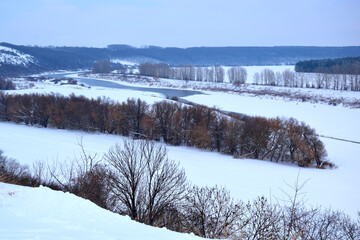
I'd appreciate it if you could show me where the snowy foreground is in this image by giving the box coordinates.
[0,182,200,240]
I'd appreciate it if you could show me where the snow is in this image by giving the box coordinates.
[78,72,360,107]
[1,69,359,236]
[183,91,360,142]
[110,59,138,66]
[0,46,35,66]
[8,81,167,105]
[0,122,359,219]
[0,182,201,240]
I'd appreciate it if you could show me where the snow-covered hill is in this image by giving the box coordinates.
[0,182,200,240]
[0,46,36,66]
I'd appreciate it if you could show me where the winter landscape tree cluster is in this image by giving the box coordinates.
[254,68,360,91]
[139,62,246,84]
[0,93,329,168]
[92,60,112,74]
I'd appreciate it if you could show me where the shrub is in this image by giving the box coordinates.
[0,79,16,90]
[0,150,37,186]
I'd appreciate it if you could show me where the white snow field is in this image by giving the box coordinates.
[0,182,200,240]
[9,82,166,106]
[184,91,360,142]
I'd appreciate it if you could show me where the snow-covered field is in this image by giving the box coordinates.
[0,182,200,240]
[184,92,360,142]
[1,70,360,238]
[10,80,166,105]
[80,71,360,109]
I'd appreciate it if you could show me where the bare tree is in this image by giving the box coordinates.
[228,66,247,85]
[275,71,282,86]
[253,72,260,85]
[196,67,203,81]
[105,140,187,226]
[262,68,275,85]
[214,66,225,83]
[243,196,281,240]
[282,69,295,87]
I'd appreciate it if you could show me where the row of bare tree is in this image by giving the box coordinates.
[0,93,328,167]
[254,68,360,91]
[139,63,247,84]
[1,142,358,239]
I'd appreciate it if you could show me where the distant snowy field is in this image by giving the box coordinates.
[11,81,166,105]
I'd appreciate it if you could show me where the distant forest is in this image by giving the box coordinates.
[1,42,360,76]
[295,57,360,74]
[108,45,360,66]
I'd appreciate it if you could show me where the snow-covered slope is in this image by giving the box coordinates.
[0,182,200,239]
[0,46,35,66]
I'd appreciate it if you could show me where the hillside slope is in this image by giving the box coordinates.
[1,42,360,76]
[0,182,200,240]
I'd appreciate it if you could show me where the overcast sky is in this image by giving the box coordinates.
[1,0,359,48]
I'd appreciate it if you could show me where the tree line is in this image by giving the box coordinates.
[0,92,329,168]
[295,57,360,75]
[139,63,247,84]
[0,141,358,239]
[254,68,360,91]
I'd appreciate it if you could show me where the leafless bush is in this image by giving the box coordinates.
[46,140,110,208]
[183,185,245,239]
[242,196,281,240]
[0,150,36,186]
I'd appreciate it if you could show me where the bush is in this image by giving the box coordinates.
[0,150,37,186]
[183,186,244,238]
[0,79,16,90]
